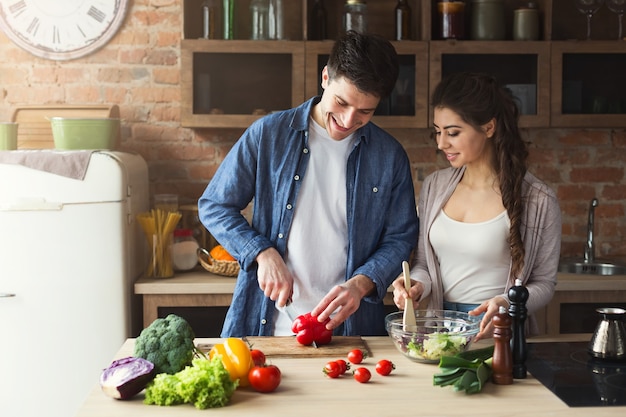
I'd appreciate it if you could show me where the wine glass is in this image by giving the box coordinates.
[575,0,605,40]
[606,0,626,39]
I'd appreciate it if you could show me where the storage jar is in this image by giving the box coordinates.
[437,1,466,40]
[513,5,540,41]
[470,0,505,40]
[172,228,200,272]
[343,0,368,34]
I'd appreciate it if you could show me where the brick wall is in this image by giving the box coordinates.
[1,0,624,260]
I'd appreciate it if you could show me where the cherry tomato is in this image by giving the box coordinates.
[250,349,266,367]
[353,367,371,383]
[323,361,341,378]
[375,359,395,376]
[248,364,282,393]
[347,348,367,364]
[335,359,350,375]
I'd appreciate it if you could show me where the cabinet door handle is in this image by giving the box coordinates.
[0,293,16,298]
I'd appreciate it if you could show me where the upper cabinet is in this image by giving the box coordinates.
[181,0,626,129]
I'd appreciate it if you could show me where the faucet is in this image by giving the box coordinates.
[584,198,599,263]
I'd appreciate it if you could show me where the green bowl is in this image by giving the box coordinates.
[50,117,120,150]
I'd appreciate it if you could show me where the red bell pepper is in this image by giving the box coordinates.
[291,312,333,346]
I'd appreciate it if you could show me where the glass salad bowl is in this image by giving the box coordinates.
[385,310,481,364]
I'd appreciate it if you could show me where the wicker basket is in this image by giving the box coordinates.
[197,247,240,277]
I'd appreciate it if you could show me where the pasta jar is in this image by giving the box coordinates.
[470,0,505,40]
[172,229,200,272]
[437,1,466,40]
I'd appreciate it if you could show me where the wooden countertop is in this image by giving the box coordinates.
[76,335,624,417]
[135,270,626,295]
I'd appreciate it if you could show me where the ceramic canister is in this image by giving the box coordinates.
[470,0,505,40]
[513,7,540,40]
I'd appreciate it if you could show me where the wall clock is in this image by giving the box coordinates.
[0,0,129,61]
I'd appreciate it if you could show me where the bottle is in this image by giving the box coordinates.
[172,229,200,272]
[470,0,505,40]
[223,0,235,39]
[492,306,514,385]
[201,0,219,39]
[309,0,327,40]
[395,0,412,40]
[437,1,466,39]
[250,0,270,40]
[343,0,368,34]
[513,2,540,41]
[268,0,284,40]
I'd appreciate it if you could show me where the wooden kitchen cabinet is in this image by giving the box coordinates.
[181,0,626,129]
[550,41,626,128]
[429,40,551,128]
[305,40,430,128]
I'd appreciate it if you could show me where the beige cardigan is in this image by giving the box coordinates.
[411,167,562,333]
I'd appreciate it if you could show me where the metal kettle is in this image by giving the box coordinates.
[588,307,626,360]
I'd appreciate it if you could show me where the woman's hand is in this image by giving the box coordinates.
[391,274,423,311]
[469,295,509,341]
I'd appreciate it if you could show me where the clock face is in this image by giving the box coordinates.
[0,0,129,60]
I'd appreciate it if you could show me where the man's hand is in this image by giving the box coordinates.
[310,274,375,330]
[256,247,294,307]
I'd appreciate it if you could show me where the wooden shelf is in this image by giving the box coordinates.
[181,0,626,129]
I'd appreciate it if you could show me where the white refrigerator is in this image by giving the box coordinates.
[0,151,149,417]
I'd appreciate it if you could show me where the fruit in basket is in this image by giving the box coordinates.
[210,245,236,261]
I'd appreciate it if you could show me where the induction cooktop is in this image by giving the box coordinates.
[526,341,626,407]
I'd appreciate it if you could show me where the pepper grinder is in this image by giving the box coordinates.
[508,278,529,379]
[492,305,513,385]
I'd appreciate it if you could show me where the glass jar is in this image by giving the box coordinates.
[437,1,466,40]
[250,0,270,40]
[172,229,200,272]
[343,0,368,34]
[470,0,505,40]
[201,0,219,39]
[309,0,327,40]
[395,0,412,40]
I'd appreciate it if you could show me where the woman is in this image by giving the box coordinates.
[392,72,561,340]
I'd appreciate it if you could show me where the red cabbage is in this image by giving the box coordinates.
[100,356,156,400]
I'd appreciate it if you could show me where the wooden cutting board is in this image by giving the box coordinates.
[198,336,370,358]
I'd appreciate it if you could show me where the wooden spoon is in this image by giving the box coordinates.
[402,261,417,331]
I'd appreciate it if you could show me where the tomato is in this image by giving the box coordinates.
[250,349,266,367]
[209,337,254,387]
[335,359,350,375]
[347,348,367,364]
[248,364,282,393]
[353,367,371,383]
[323,361,342,378]
[375,359,395,376]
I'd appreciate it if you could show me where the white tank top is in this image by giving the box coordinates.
[273,118,355,335]
[429,209,511,304]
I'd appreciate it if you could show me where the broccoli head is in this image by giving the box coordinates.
[134,314,198,374]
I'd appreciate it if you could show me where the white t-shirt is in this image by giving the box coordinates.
[273,118,356,335]
[429,209,511,304]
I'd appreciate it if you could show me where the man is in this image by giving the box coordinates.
[198,31,418,337]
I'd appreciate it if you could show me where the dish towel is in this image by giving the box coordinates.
[0,149,94,180]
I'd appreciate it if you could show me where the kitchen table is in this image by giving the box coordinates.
[76,335,625,417]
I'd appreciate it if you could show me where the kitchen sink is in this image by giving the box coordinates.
[558,260,626,276]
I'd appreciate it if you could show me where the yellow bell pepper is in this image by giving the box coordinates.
[209,337,253,387]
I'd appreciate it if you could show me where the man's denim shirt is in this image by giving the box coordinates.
[198,96,419,337]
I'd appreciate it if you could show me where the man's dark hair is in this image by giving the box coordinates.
[326,30,399,99]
